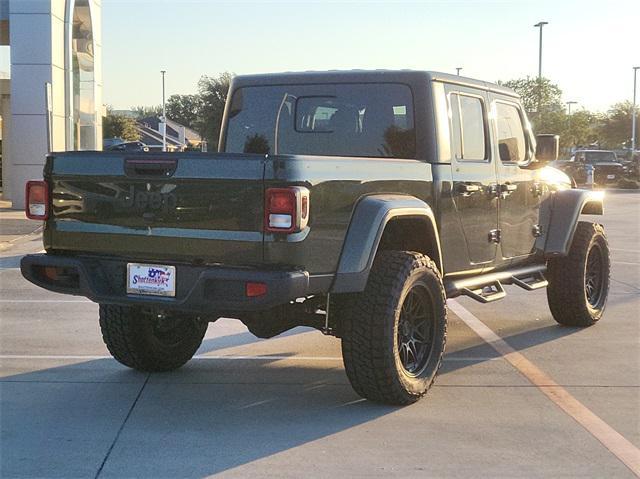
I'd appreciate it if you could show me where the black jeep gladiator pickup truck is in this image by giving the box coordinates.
[21,71,610,405]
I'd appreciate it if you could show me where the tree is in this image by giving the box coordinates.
[243,133,270,154]
[498,77,604,150]
[565,109,599,148]
[499,77,565,137]
[125,73,233,149]
[166,94,203,132]
[499,77,564,115]
[131,105,162,119]
[103,109,140,141]
[197,72,233,148]
[597,101,639,149]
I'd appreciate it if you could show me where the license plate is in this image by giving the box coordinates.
[127,263,176,297]
[607,174,615,179]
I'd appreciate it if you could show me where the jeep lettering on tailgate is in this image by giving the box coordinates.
[120,185,177,213]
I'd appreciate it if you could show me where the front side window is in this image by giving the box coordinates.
[450,93,487,161]
[225,83,415,158]
[495,102,527,163]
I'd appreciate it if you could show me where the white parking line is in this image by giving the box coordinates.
[448,300,640,477]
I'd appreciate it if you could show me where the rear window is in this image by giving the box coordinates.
[584,151,617,163]
[224,83,415,158]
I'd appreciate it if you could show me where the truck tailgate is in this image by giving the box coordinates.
[45,152,265,265]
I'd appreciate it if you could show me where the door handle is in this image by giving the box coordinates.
[499,183,517,198]
[457,183,481,196]
[531,182,543,197]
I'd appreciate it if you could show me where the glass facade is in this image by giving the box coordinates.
[71,0,95,150]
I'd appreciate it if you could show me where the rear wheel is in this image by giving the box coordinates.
[546,221,610,327]
[99,305,207,372]
[339,251,447,405]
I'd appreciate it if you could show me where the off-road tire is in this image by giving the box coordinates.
[339,251,447,405]
[546,221,610,327]
[99,304,207,372]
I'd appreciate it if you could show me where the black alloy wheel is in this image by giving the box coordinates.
[585,243,606,309]
[397,285,435,376]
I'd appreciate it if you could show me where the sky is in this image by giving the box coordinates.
[103,0,640,112]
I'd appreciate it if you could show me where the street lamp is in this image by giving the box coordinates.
[161,70,167,152]
[534,21,548,114]
[533,21,548,79]
[632,66,639,154]
[566,101,577,148]
[456,67,463,76]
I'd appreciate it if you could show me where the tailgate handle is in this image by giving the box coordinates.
[124,159,177,177]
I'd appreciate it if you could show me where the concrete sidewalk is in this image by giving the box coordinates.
[0,199,42,252]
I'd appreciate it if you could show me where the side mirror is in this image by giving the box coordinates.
[535,134,559,163]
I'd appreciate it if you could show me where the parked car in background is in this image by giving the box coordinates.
[621,151,640,180]
[107,141,149,152]
[555,149,625,185]
[103,138,124,150]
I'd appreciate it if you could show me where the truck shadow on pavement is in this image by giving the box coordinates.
[0,324,583,478]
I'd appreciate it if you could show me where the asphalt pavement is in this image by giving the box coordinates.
[1,192,638,478]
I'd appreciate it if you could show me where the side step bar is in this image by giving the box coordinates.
[445,265,547,304]
[461,281,506,303]
[505,271,548,291]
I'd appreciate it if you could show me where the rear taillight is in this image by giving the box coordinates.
[25,180,49,220]
[265,187,310,233]
[245,282,268,297]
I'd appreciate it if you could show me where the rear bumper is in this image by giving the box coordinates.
[20,254,309,314]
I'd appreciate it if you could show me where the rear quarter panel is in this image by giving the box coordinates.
[263,155,435,274]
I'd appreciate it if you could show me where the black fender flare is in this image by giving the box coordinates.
[544,189,604,257]
[331,195,443,293]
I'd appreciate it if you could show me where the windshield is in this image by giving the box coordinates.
[224,83,416,158]
[584,151,617,163]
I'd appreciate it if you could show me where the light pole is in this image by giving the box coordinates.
[632,66,639,154]
[161,70,167,152]
[534,21,548,114]
[534,21,548,79]
[456,67,462,76]
[566,101,577,148]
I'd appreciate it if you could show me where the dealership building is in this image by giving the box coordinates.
[0,0,102,208]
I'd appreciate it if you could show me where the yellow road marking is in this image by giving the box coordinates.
[449,300,640,477]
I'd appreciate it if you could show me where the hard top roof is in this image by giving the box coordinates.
[232,70,518,97]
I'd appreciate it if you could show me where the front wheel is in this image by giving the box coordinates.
[546,221,610,327]
[339,251,447,405]
[99,305,207,372]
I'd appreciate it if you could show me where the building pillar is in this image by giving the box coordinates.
[1,93,11,194]
[5,0,101,208]
[6,0,66,208]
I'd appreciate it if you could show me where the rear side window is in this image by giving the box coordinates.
[585,151,617,163]
[495,102,527,163]
[224,83,415,158]
[449,93,487,161]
